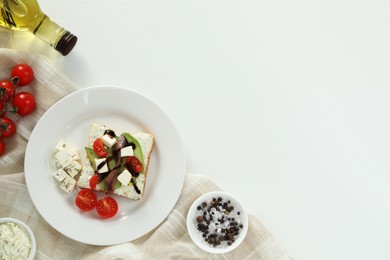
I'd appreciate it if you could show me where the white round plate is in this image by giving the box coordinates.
[25,86,186,246]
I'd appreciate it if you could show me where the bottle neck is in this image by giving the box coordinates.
[33,15,77,56]
[33,15,65,48]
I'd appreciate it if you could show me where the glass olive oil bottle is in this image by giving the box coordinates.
[0,0,77,56]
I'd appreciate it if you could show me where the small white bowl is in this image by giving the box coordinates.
[0,218,36,260]
[187,191,249,254]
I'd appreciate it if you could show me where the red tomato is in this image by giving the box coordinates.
[0,116,16,138]
[89,175,100,190]
[126,156,143,173]
[11,64,34,86]
[0,81,15,102]
[75,189,97,211]
[93,138,107,157]
[0,102,4,116]
[0,138,5,156]
[96,197,118,218]
[12,92,36,116]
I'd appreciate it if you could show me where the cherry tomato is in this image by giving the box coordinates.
[75,189,97,211]
[96,197,118,218]
[0,116,16,138]
[0,81,15,102]
[89,175,100,190]
[12,92,36,116]
[0,102,5,116]
[93,138,107,157]
[11,64,34,86]
[126,156,143,173]
[0,138,5,156]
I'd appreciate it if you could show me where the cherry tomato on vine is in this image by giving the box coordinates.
[96,197,118,218]
[75,189,97,211]
[0,102,5,116]
[12,92,36,116]
[11,64,34,86]
[0,138,5,156]
[0,116,16,138]
[0,81,15,102]
[93,138,107,157]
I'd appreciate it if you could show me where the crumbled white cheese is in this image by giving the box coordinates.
[55,139,68,151]
[0,222,31,259]
[60,175,77,193]
[63,160,82,178]
[52,168,68,182]
[54,149,73,167]
[53,140,82,192]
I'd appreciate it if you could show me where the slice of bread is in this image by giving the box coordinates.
[76,123,154,200]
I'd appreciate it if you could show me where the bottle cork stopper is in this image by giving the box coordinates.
[55,31,78,56]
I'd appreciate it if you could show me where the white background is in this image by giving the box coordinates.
[9,0,390,259]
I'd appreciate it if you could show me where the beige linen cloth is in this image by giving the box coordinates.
[0,35,292,259]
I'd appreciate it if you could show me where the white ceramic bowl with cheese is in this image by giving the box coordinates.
[0,218,36,260]
[187,191,249,254]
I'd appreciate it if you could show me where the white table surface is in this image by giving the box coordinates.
[8,0,390,259]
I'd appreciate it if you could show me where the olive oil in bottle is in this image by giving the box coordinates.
[0,0,77,56]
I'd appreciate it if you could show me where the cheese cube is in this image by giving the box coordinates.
[52,168,67,182]
[101,134,117,148]
[54,160,61,168]
[68,148,80,161]
[54,150,73,167]
[63,160,82,177]
[60,175,76,192]
[95,158,108,173]
[121,146,134,157]
[55,139,68,151]
[81,160,95,176]
[117,170,132,186]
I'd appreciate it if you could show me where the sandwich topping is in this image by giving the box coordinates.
[50,124,154,218]
[86,129,146,196]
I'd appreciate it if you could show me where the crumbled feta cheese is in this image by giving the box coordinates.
[117,170,132,186]
[63,160,82,177]
[54,149,73,167]
[60,175,76,192]
[53,140,83,191]
[68,148,80,161]
[121,146,134,157]
[55,139,68,151]
[101,134,117,148]
[95,158,108,173]
[52,168,68,182]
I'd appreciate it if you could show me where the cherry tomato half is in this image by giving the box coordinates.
[126,156,143,173]
[89,175,100,190]
[0,138,5,156]
[0,116,16,138]
[75,189,97,211]
[0,81,15,102]
[11,64,34,86]
[12,92,36,116]
[93,138,107,157]
[96,197,118,218]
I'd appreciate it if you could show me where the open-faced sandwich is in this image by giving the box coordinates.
[76,123,154,200]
